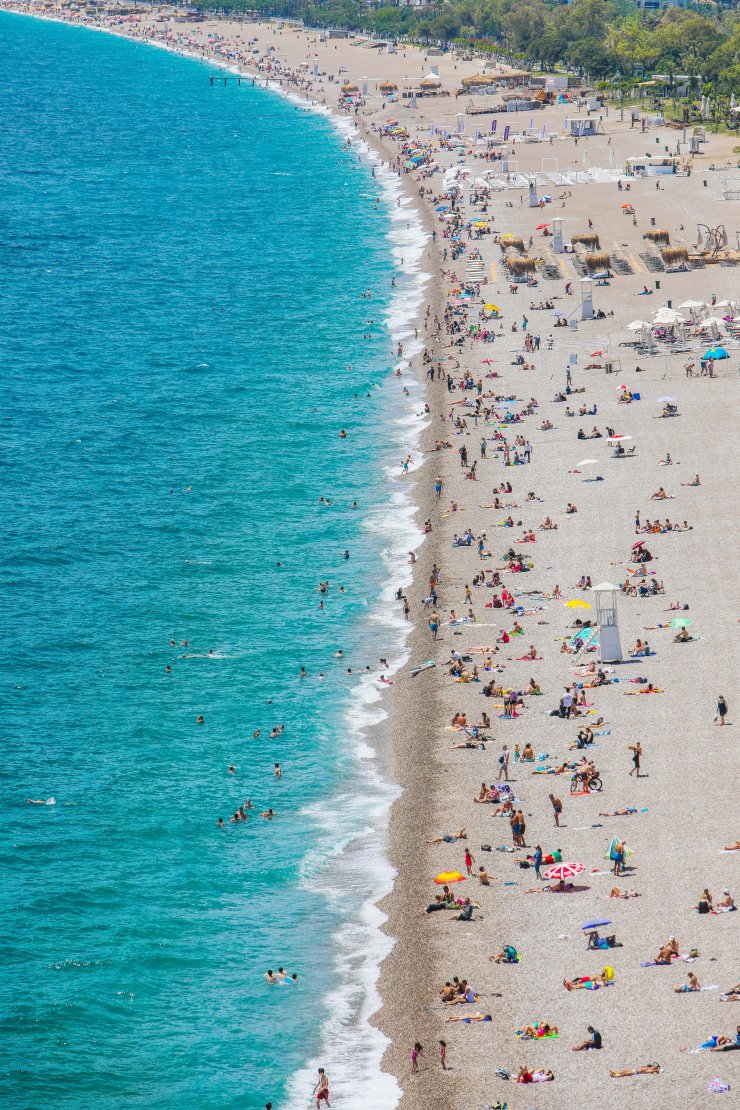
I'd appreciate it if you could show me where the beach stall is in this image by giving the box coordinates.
[626,156,677,178]
[567,117,603,137]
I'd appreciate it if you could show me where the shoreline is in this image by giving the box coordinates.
[6,7,739,1108]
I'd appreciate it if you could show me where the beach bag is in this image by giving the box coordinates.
[698,900,710,914]
[481,844,492,852]
[498,754,505,765]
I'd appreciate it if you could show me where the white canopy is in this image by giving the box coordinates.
[698,316,726,328]
[592,581,619,592]
[626,320,651,331]
[422,71,442,83]
[678,299,705,309]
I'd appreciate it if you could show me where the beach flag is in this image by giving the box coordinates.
[491,119,497,133]
[429,123,436,137]
[503,125,510,141]
[458,118,465,135]
[474,128,481,141]
[442,129,449,140]
[529,116,534,130]
[541,123,547,139]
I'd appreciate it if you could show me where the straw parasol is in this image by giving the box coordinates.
[572,233,600,250]
[644,229,670,245]
[662,246,689,270]
[585,251,610,273]
[506,256,537,277]
[499,234,525,254]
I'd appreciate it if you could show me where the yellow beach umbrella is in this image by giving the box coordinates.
[484,304,500,312]
[565,599,593,609]
[434,871,466,884]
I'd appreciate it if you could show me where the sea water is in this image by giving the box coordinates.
[0,13,428,1108]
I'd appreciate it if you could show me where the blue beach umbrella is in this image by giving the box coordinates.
[581,917,612,930]
[703,346,729,360]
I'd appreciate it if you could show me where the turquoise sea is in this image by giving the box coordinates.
[0,14,426,1108]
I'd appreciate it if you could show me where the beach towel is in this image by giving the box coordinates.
[707,1078,730,1093]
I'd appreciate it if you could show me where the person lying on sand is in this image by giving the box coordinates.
[427,829,467,844]
[517,1065,554,1083]
[610,1064,661,1076]
[721,985,740,1001]
[724,841,740,852]
[445,1012,492,1023]
[564,969,613,990]
[710,1027,740,1051]
[518,1022,558,1039]
[610,888,641,898]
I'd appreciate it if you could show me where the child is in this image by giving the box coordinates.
[411,1042,423,1073]
[439,1039,447,1070]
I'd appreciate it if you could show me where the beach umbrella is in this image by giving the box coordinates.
[626,320,651,331]
[581,918,612,930]
[543,861,585,881]
[669,617,692,628]
[678,300,705,309]
[535,223,549,230]
[484,305,501,313]
[565,599,592,609]
[590,349,605,357]
[703,347,729,360]
[576,459,597,466]
[656,396,677,403]
[434,871,466,885]
[632,540,645,551]
[620,203,632,209]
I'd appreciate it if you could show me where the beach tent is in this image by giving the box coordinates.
[703,347,729,360]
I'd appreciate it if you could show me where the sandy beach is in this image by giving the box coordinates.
[8,6,739,1106]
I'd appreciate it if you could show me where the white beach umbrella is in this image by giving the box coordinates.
[653,307,685,325]
[626,320,651,331]
[698,316,726,328]
[678,300,706,309]
[576,458,598,466]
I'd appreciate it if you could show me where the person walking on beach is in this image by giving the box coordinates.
[429,611,439,640]
[459,444,468,468]
[716,694,728,726]
[439,1039,447,1070]
[497,744,510,781]
[549,792,563,826]
[313,1068,330,1106]
[434,476,443,499]
[628,742,642,777]
[464,847,475,876]
[410,1042,423,1073]
[533,843,543,879]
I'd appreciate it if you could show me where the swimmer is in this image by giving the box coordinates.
[228,766,237,775]
[27,797,56,806]
[261,808,276,819]
[274,763,282,778]
[196,715,204,724]
[164,665,172,673]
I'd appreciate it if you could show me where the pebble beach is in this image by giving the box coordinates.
[6,7,739,1106]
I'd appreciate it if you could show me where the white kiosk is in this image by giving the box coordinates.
[593,582,623,662]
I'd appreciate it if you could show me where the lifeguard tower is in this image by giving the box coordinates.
[592,582,623,662]
[552,217,564,254]
[580,277,594,321]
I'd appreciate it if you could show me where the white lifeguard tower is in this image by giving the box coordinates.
[552,216,564,254]
[592,582,623,662]
[580,277,594,321]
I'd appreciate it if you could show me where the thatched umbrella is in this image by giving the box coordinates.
[662,246,689,270]
[379,81,398,94]
[644,229,670,246]
[572,233,600,251]
[341,83,359,94]
[499,235,525,254]
[585,251,611,273]
[507,256,538,277]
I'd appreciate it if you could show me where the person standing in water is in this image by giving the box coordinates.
[313,1067,330,1106]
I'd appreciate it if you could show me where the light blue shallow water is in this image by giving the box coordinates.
[0,15,416,1107]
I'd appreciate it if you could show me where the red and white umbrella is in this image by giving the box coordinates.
[544,861,585,882]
